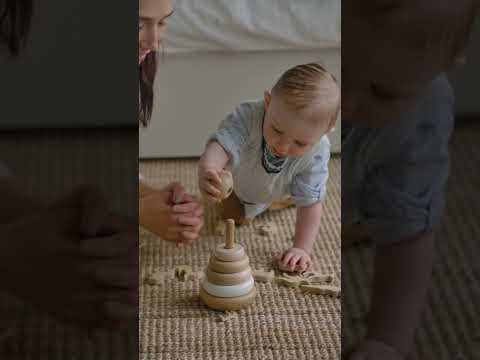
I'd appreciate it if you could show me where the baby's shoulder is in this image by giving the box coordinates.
[229,99,265,142]
[291,135,331,173]
[308,135,331,161]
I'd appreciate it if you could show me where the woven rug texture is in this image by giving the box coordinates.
[139,157,341,360]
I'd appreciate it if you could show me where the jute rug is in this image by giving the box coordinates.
[139,157,341,360]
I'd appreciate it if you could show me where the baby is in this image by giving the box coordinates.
[198,63,340,272]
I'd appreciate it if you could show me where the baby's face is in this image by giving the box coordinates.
[263,92,329,158]
[342,0,457,126]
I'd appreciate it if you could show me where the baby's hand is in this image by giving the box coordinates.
[279,247,312,272]
[198,168,223,203]
[344,340,404,360]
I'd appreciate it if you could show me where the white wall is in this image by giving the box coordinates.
[139,49,341,158]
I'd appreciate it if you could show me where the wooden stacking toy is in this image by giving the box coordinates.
[200,219,256,310]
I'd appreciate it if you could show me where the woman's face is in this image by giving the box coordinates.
[139,0,173,65]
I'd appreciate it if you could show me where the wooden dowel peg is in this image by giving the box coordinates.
[226,219,235,249]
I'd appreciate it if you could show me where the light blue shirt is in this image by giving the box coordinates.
[342,74,454,244]
[209,99,331,218]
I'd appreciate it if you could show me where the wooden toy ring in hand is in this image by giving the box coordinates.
[218,171,233,199]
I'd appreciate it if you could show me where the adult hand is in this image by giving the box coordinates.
[140,182,204,246]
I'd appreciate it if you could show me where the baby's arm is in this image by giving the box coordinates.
[294,202,322,253]
[198,141,231,202]
[199,101,258,202]
[280,202,322,272]
[199,141,230,171]
[281,138,330,272]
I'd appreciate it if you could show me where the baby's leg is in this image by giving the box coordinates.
[220,191,250,225]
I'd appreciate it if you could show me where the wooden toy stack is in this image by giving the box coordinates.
[200,219,256,310]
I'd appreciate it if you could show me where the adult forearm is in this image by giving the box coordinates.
[367,231,434,356]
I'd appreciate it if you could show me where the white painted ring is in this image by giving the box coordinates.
[201,276,255,298]
[200,286,256,311]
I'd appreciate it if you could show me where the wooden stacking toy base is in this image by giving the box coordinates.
[199,286,256,311]
[200,219,256,311]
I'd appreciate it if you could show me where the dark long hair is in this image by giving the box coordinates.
[0,0,33,56]
[139,51,158,127]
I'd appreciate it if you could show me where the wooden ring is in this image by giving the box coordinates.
[208,256,249,274]
[199,286,256,311]
[206,267,252,286]
[219,172,234,199]
[214,244,245,262]
[201,277,254,298]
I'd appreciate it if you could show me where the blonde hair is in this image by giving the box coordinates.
[272,63,340,131]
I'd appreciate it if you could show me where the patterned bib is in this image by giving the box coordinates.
[261,137,287,174]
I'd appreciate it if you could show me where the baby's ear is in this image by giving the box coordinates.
[264,90,272,108]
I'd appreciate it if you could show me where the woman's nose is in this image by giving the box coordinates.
[144,26,160,51]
